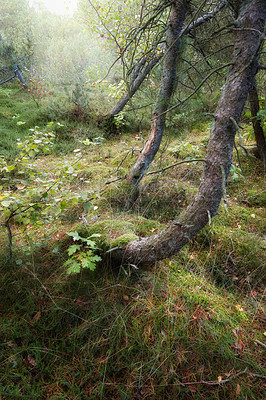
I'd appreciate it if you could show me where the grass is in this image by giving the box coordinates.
[0,88,265,399]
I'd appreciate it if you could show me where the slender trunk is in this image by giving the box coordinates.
[249,81,266,160]
[126,0,190,185]
[109,54,163,116]
[110,0,266,267]
[0,32,27,87]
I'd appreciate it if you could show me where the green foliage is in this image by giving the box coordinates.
[168,139,207,159]
[244,96,266,140]
[229,163,244,180]
[64,231,101,274]
[0,121,96,244]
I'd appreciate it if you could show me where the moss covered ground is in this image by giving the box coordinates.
[0,88,265,399]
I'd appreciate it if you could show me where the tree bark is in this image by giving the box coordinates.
[249,80,266,160]
[110,0,266,267]
[126,0,190,185]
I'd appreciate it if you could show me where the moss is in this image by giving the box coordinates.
[244,189,266,207]
[195,224,265,287]
[111,233,139,248]
[77,219,136,251]
[134,215,165,235]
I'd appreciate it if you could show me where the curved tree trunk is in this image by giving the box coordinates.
[249,80,266,160]
[126,0,190,185]
[110,0,266,267]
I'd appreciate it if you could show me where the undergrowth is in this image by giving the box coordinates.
[0,89,265,399]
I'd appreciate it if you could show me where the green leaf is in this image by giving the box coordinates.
[83,239,96,248]
[92,255,101,262]
[82,258,96,271]
[83,202,92,211]
[67,231,82,241]
[67,244,81,256]
[66,166,74,174]
[60,201,68,210]
[67,262,81,275]
[1,200,11,207]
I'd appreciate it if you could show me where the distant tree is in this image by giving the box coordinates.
[248,80,266,160]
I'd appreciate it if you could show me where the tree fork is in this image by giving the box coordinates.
[109,0,266,267]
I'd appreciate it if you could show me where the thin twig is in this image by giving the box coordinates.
[146,159,206,176]
[254,339,266,349]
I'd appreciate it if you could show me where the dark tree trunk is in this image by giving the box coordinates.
[110,0,266,267]
[249,81,266,160]
[126,0,190,185]
[0,32,27,87]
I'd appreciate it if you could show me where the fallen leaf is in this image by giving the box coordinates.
[31,311,41,323]
[123,295,129,301]
[236,383,241,395]
[17,184,26,190]
[235,304,244,312]
[27,355,37,367]
[250,214,255,218]
[188,385,197,393]
[234,339,245,351]
[218,376,223,383]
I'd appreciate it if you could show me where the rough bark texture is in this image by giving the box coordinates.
[126,0,190,184]
[249,81,266,160]
[111,0,266,267]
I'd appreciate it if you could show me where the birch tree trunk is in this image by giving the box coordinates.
[110,0,266,267]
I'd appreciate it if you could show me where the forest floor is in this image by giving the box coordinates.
[0,88,265,399]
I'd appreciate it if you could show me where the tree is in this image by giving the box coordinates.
[248,80,266,160]
[109,0,229,117]
[126,0,191,185]
[109,0,266,267]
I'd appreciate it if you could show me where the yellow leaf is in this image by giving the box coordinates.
[235,304,244,312]
[0,195,7,200]
[218,376,222,382]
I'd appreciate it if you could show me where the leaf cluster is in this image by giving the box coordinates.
[64,231,102,274]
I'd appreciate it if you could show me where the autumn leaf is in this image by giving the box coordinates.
[31,311,41,323]
[236,383,241,395]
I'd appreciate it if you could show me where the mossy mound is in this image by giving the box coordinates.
[78,219,137,251]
